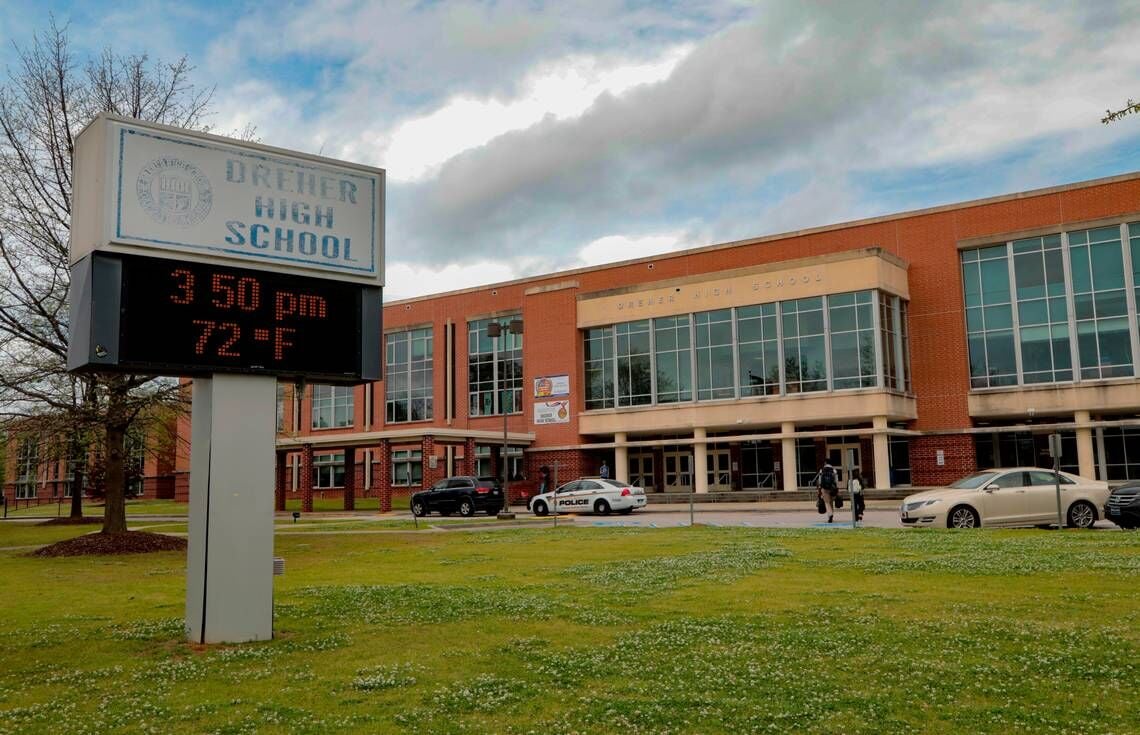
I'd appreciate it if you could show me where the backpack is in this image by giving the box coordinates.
[820,465,837,492]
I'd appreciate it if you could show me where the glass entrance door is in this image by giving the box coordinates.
[628,452,655,492]
[826,442,861,485]
[664,450,693,491]
[707,449,732,490]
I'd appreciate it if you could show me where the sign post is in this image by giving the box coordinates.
[68,114,384,644]
[1049,433,1064,530]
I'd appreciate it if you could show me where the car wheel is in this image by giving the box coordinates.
[618,508,633,515]
[947,505,980,529]
[595,499,611,516]
[411,500,427,517]
[458,498,475,517]
[533,500,549,517]
[1066,500,1096,529]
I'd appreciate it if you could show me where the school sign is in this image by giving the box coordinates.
[71,115,384,285]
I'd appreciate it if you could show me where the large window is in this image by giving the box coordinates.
[276,384,286,432]
[386,327,434,422]
[15,437,38,499]
[962,245,1017,388]
[782,297,827,393]
[616,320,652,407]
[584,326,615,409]
[1131,222,1140,318]
[1069,227,1133,379]
[654,315,692,404]
[583,289,907,409]
[963,223,1140,388]
[312,384,354,428]
[830,292,877,389]
[468,318,522,416]
[889,436,912,486]
[740,441,776,489]
[474,445,523,480]
[795,438,818,488]
[736,303,779,396]
[1099,426,1140,481]
[694,309,735,400]
[313,452,345,488]
[391,449,422,487]
[878,293,911,392]
[1012,235,1072,384]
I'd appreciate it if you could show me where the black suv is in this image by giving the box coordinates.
[1105,481,1140,529]
[411,476,503,517]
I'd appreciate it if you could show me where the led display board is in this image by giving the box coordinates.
[68,252,380,383]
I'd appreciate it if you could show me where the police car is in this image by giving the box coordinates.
[528,477,647,516]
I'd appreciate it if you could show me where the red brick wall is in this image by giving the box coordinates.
[527,450,590,488]
[911,435,977,486]
[166,173,1140,497]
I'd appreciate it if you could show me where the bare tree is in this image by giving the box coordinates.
[0,19,214,533]
[1102,98,1140,124]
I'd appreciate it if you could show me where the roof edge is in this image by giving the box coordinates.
[385,169,1140,306]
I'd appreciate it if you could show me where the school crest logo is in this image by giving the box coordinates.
[136,157,212,228]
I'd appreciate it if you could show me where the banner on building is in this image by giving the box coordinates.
[534,400,570,425]
[533,374,570,398]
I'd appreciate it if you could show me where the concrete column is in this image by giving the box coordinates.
[873,415,891,489]
[614,432,629,483]
[1075,410,1095,480]
[693,427,709,494]
[781,422,797,491]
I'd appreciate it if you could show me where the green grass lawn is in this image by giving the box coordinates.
[2,499,190,519]
[0,524,1137,734]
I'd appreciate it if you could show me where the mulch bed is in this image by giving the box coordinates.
[32,531,187,557]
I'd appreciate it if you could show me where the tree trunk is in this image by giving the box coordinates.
[103,418,127,533]
[102,383,130,534]
[69,433,84,519]
[70,467,84,519]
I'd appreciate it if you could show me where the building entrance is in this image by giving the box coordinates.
[826,441,861,485]
[628,452,655,491]
[706,448,732,491]
[664,450,693,491]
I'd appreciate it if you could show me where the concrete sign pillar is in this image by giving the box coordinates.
[186,375,276,644]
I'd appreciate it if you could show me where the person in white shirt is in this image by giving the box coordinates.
[849,468,865,521]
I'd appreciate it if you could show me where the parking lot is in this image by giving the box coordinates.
[491,500,1123,530]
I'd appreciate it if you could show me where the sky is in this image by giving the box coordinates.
[3,0,1140,300]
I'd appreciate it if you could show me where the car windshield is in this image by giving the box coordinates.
[948,471,1001,490]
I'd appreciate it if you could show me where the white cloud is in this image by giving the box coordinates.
[574,231,699,268]
[383,259,522,301]
[383,228,705,299]
[381,44,693,181]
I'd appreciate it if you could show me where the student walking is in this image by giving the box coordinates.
[816,460,838,523]
[849,468,865,522]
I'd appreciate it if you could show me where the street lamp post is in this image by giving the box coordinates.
[487,318,523,520]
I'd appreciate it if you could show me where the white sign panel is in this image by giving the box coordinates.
[71,114,384,285]
[936,449,945,466]
[534,400,570,425]
[533,374,570,398]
